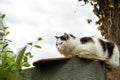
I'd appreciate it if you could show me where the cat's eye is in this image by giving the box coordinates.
[56,44,58,46]
[60,42,63,45]
[56,42,63,46]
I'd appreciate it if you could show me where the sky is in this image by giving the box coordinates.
[0,0,101,67]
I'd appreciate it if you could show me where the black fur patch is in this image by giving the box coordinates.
[99,39,107,52]
[80,37,94,44]
[106,42,114,58]
[99,39,114,58]
[70,34,76,39]
[60,36,67,41]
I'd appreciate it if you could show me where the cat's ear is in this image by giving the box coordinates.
[54,36,59,39]
[64,33,70,39]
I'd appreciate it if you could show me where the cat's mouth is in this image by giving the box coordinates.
[58,49,64,52]
[58,49,66,54]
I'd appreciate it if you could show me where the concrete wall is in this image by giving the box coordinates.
[17,58,106,80]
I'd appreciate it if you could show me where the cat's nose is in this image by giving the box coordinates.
[57,47,60,50]
[57,47,62,50]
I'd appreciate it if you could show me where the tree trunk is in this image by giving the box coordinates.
[101,1,120,80]
[109,2,120,80]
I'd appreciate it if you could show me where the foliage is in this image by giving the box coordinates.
[0,13,42,80]
[0,68,15,80]
[78,0,120,38]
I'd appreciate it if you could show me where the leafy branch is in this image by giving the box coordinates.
[78,0,119,38]
[0,13,42,80]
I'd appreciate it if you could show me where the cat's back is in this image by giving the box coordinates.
[78,36,102,45]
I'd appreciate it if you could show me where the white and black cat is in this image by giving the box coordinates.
[55,33,119,68]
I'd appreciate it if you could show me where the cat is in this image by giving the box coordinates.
[55,32,119,68]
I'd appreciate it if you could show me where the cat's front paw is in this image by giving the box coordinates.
[65,55,73,58]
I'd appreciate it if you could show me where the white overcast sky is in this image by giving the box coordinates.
[0,0,102,66]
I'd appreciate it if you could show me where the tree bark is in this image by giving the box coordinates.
[101,1,120,80]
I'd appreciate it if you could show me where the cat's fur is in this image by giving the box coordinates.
[55,33,119,68]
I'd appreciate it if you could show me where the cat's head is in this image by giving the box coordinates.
[55,33,76,54]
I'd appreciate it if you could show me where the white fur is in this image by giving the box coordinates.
[55,34,119,68]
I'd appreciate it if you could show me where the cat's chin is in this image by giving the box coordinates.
[58,49,68,56]
[58,49,65,54]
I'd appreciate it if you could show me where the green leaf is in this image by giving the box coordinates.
[28,42,33,46]
[0,42,5,44]
[0,68,15,80]
[5,31,10,36]
[22,62,30,67]
[25,52,31,56]
[0,32,5,36]
[19,70,26,78]
[3,44,9,49]
[15,46,27,71]
[4,39,12,42]
[6,50,14,53]
[23,56,28,62]
[38,37,42,41]
[0,28,3,30]
[29,54,33,58]
[4,27,9,29]
[34,45,41,48]
[0,14,6,19]
[25,52,33,58]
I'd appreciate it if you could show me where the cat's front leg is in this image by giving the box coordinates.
[65,54,73,58]
[78,51,97,59]
[77,52,108,61]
